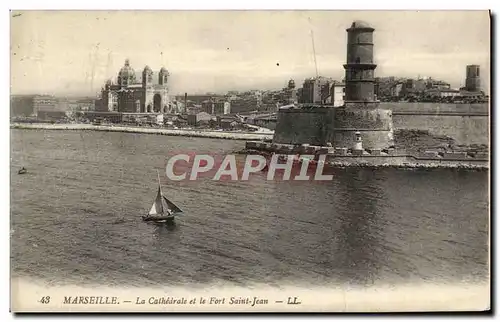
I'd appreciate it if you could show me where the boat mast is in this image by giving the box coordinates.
[156,169,162,195]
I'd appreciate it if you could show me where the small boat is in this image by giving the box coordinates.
[142,170,183,224]
[18,167,27,175]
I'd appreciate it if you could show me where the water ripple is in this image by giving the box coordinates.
[10,129,489,287]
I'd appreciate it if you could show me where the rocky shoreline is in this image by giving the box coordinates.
[325,161,488,171]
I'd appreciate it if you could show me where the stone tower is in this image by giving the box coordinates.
[465,65,481,92]
[343,20,377,104]
[159,67,169,85]
[142,65,153,88]
[332,20,394,151]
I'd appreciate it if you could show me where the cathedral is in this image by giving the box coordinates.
[98,59,172,113]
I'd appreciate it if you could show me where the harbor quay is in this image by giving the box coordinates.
[10,123,273,141]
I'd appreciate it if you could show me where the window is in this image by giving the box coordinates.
[355,57,361,64]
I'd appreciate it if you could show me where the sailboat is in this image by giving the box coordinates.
[142,170,183,223]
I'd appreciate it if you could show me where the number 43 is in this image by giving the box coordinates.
[39,296,50,304]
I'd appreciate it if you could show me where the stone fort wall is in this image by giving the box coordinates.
[272,103,489,147]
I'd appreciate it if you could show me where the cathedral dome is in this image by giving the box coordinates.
[143,65,152,73]
[119,59,135,79]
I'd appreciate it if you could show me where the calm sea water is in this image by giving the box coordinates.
[10,129,489,288]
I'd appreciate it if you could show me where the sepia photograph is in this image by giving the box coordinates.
[9,8,491,313]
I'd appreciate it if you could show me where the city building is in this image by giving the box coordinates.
[97,59,171,113]
[251,114,277,130]
[187,112,214,127]
[300,76,333,104]
[10,94,60,118]
[228,91,262,113]
[392,83,404,97]
[175,94,214,107]
[374,76,397,98]
[401,78,426,96]
[83,111,123,123]
[296,88,303,104]
[426,88,461,98]
[282,79,298,105]
[201,99,231,115]
[424,77,450,90]
[330,81,346,107]
[32,95,58,116]
[11,95,41,117]
[259,83,295,111]
[216,115,238,130]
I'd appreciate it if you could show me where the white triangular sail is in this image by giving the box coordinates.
[148,187,164,215]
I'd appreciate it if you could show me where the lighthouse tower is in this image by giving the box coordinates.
[332,20,394,151]
[344,20,377,104]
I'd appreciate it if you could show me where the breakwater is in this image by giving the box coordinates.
[244,141,488,170]
[10,123,274,141]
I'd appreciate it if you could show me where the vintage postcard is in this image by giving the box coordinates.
[10,10,490,313]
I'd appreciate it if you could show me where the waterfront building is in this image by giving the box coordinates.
[10,94,60,118]
[187,112,214,127]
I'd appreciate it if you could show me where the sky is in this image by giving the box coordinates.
[10,10,491,96]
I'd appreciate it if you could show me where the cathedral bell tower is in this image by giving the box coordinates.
[142,65,153,88]
[159,67,169,86]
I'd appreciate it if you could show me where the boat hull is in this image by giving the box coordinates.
[142,215,175,223]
